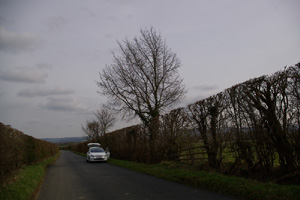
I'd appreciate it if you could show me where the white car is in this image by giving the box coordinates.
[86,143,110,162]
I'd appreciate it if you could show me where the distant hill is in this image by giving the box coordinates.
[41,136,87,144]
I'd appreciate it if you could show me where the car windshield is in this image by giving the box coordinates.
[90,147,104,153]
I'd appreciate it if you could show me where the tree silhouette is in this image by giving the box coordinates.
[97,27,186,162]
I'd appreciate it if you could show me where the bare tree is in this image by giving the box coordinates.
[188,93,227,170]
[242,74,296,172]
[82,107,115,140]
[94,107,116,136]
[97,27,186,161]
[82,120,100,140]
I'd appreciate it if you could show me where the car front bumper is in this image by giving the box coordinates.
[89,156,107,162]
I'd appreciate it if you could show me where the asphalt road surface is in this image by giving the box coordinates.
[37,151,237,200]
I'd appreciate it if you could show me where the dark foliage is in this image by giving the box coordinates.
[73,63,300,182]
[0,123,59,187]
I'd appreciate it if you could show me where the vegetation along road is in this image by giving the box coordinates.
[37,151,236,200]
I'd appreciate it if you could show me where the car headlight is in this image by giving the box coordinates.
[90,155,95,157]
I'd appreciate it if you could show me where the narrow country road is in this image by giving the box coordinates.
[37,151,236,200]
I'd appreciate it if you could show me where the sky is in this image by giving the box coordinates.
[0,0,299,139]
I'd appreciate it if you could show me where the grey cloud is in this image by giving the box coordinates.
[180,94,208,107]
[36,63,53,70]
[191,84,219,92]
[0,90,6,97]
[0,15,9,25]
[43,16,68,32]
[105,16,117,21]
[43,97,88,112]
[80,7,97,18]
[27,119,43,125]
[179,85,219,107]
[108,0,137,6]
[0,66,48,83]
[0,26,42,53]
[105,34,114,39]
[18,87,75,97]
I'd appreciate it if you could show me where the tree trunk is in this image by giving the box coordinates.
[148,115,160,163]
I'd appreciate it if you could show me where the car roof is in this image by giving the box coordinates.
[87,143,101,147]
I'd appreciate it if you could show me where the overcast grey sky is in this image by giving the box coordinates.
[0,0,299,138]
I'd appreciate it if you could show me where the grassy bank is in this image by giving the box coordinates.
[0,152,60,200]
[108,158,299,200]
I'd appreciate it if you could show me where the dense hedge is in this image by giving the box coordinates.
[0,123,59,186]
[73,64,300,178]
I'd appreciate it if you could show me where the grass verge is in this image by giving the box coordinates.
[107,159,300,200]
[0,152,61,200]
